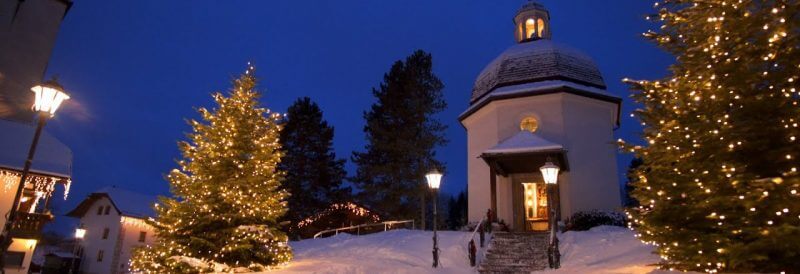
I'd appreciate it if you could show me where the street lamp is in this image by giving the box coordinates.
[69,228,85,274]
[539,159,560,269]
[425,168,443,268]
[0,80,69,273]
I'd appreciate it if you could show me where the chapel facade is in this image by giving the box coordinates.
[460,0,622,232]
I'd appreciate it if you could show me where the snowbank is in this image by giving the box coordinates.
[260,226,679,274]
[547,226,674,274]
[269,229,474,274]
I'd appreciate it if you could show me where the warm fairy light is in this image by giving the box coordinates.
[129,66,292,273]
[296,202,380,228]
[621,1,798,273]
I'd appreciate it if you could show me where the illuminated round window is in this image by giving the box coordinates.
[520,117,539,133]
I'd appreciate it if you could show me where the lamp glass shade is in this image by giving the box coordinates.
[425,169,443,190]
[540,161,560,185]
[31,85,70,116]
[75,228,86,239]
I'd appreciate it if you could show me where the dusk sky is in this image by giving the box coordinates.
[42,0,673,232]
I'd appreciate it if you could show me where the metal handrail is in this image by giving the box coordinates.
[312,220,415,239]
[465,216,490,267]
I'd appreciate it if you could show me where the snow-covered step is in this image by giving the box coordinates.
[478,232,549,274]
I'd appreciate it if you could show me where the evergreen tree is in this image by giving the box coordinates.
[622,1,800,272]
[279,97,350,236]
[623,158,643,208]
[351,50,447,222]
[447,191,468,230]
[130,66,291,272]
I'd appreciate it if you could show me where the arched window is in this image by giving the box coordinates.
[525,18,536,39]
[537,18,546,37]
[517,23,525,41]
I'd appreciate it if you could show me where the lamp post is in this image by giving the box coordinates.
[425,169,442,268]
[69,228,86,274]
[540,159,560,269]
[0,80,69,273]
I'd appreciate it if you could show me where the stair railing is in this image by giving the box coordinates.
[312,219,415,239]
[465,216,490,267]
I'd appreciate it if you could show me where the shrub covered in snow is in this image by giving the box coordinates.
[565,210,626,231]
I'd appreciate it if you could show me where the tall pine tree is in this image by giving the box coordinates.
[279,97,350,237]
[622,1,800,272]
[351,50,447,223]
[130,66,291,272]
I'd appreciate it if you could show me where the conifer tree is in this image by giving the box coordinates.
[279,97,350,236]
[622,1,800,272]
[447,191,468,230]
[130,66,291,273]
[351,50,447,222]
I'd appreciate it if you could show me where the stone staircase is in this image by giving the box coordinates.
[478,232,549,273]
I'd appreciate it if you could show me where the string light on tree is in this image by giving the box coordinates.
[130,65,292,272]
[620,0,799,273]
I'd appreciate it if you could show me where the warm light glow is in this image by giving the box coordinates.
[520,116,539,133]
[525,18,536,39]
[540,161,560,185]
[75,228,86,239]
[31,83,69,116]
[537,18,546,37]
[425,169,443,190]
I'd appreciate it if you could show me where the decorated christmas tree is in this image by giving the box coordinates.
[622,1,799,272]
[130,65,291,272]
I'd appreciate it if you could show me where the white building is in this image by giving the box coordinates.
[460,1,622,232]
[0,120,72,274]
[1,1,73,272]
[66,187,157,274]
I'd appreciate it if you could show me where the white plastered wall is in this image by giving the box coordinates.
[463,91,621,227]
[116,218,156,273]
[78,197,122,274]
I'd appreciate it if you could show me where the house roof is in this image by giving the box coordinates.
[66,187,158,219]
[0,119,72,177]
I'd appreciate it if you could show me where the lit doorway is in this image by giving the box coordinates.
[522,182,548,231]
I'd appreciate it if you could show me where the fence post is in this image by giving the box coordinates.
[469,239,477,267]
[479,224,485,248]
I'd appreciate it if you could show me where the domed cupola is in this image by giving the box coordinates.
[469,1,608,104]
[514,0,551,42]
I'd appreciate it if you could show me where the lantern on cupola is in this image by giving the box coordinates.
[514,0,551,42]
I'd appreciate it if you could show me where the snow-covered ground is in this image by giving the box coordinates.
[265,226,674,274]
[547,226,672,274]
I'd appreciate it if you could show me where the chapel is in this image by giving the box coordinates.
[460,0,622,231]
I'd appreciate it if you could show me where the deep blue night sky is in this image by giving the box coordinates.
[42,1,673,233]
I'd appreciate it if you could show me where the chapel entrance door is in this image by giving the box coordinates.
[521,182,548,231]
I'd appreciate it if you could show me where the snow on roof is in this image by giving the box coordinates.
[96,186,159,218]
[483,131,563,155]
[0,119,72,177]
[460,80,621,120]
[471,39,607,103]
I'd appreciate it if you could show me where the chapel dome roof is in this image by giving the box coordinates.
[518,0,547,14]
[470,39,607,103]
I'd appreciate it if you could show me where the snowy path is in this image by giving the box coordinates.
[264,226,680,274]
[269,229,474,274]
